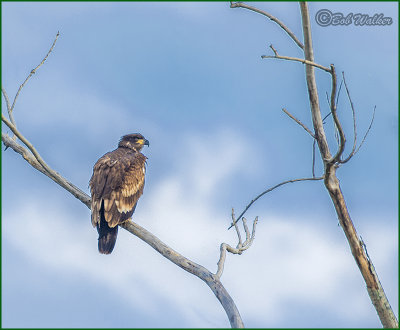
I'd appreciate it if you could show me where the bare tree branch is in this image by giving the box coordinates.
[282,107,315,138]
[299,4,332,164]
[10,32,59,113]
[2,87,16,128]
[217,216,258,279]
[2,38,250,325]
[328,64,347,164]
[2,114,88,201]
[262,44,331,72]
[299,3,398,327]
[230,1,304,50]
[228,176,324,229]
[120,220,245,328]
[2,125,246,328]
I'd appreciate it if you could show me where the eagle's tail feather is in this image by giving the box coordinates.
[97,204,118,254]
[98,225,118,254]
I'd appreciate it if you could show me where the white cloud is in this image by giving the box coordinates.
[3,130,398,327]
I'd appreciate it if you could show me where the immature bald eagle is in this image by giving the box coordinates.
[89,133,149,254]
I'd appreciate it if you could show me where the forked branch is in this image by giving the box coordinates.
[262,44,331,73]
[217,211,258,279]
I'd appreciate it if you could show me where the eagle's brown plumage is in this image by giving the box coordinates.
[89,133,149,254]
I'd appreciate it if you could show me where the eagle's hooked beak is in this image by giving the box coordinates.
[144,139,150,147]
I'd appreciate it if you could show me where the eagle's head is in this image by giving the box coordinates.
[118,133,150,151]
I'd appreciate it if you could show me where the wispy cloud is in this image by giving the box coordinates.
[3,130,397,327]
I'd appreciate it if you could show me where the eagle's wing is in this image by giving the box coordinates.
[89,148,147,228]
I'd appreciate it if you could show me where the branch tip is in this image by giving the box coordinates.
[282,108,315,139]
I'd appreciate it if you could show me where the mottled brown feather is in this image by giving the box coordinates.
[89,147,147,229]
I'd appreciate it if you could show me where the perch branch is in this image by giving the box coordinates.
[282,108,315,138]
[121,220,244,328]
[230,1,304,49]
[2,30,246,328]
[2,127,245,328]
[228,176,323,229]
[2,92,245,329]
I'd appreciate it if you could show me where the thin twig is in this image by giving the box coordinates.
[270,44,279,56]
[282,108,315,138]
[262,54,331,73]
[10,31,59,113]
[322,111,332,124]
[325,91,331,108]
[322,80,343,125]
[228,176,324,229]
[352,105,376,157]
[239,217,258,252]
[339,71,358,164]
[232,208,242,246]
[336,79,343,107]
[312,139,316,178]
[2,87,16,127]
[262,45,331,72]
[242,217,250,244]
[1,87,17,146]
[230,2,304,49]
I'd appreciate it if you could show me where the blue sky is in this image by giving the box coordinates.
[2,1,398,328]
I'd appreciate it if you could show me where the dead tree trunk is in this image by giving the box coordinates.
[300,3,398,328]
